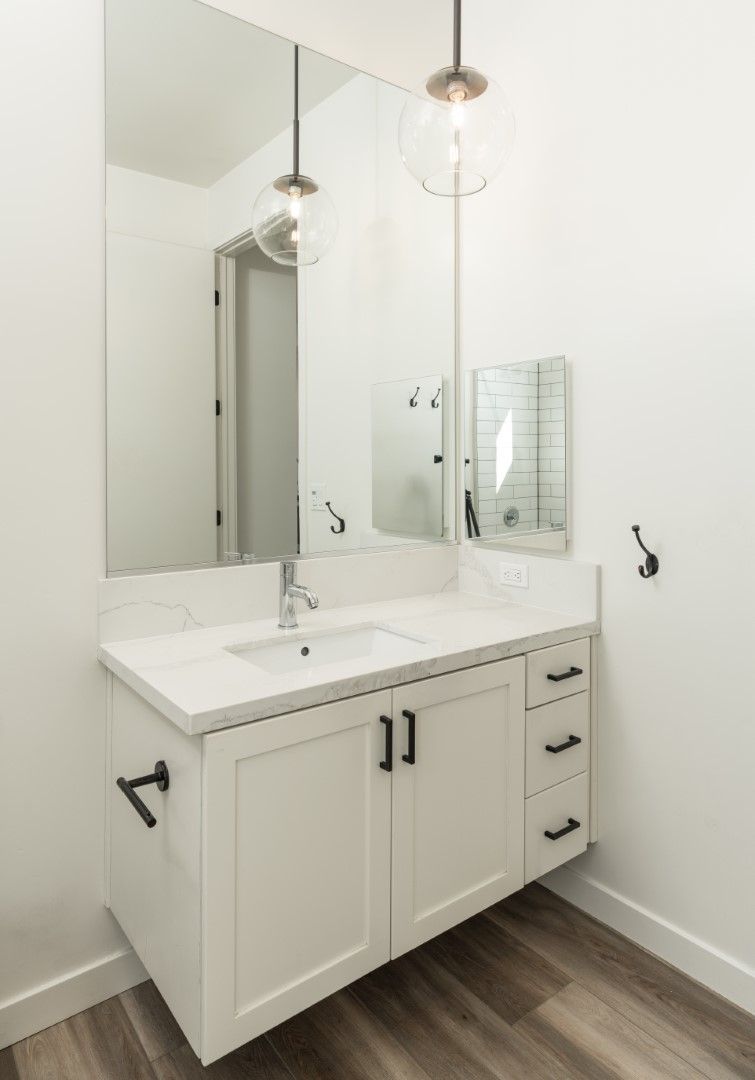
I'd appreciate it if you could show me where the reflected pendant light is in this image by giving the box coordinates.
[398,0,515,196]
[252,45,338,265]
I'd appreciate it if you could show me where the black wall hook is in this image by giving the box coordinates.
[431,388,441,408]
[632,525,659,578]
[409,386,420,407]
[326,501,346,534]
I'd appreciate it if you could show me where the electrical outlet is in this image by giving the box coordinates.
[310,484,326,511]
[499,562,529,588]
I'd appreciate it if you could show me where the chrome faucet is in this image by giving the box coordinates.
[279,561,319,629]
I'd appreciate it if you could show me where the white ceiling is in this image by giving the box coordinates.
[106,0,357,187]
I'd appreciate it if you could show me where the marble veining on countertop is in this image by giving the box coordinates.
[98,591,599,735]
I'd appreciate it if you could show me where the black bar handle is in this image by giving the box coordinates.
[547,666,583,683]
[379,716,393,772]
[402,709,416,765]
[545,734,582,754]
[544,817,581,841]
[116,760,169,829]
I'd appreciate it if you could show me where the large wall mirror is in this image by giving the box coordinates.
[463,357,568,553]
[105,0,455,574]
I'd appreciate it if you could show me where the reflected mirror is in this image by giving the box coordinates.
[464,357,567,552]
[105,0,455,574]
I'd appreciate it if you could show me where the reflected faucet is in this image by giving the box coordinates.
[279,561,319,630]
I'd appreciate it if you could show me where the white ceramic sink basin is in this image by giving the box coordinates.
[228,624,431,676]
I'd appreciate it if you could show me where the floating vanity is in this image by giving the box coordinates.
[99,0,595,1063]
[101,587,598,1064]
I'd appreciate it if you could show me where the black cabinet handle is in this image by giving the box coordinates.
[402,709,416,765]
[379,716,393,772]
[545,734,582,754]
[116,761,169,829]
[544,817,581,841]
[546,666,583,683]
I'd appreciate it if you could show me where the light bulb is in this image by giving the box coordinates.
[450,101,466,129]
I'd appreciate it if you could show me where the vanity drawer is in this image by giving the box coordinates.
[525,692,589,796]
[524,773,588,883]
[526,638,590,708]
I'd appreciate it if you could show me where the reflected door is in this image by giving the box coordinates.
[234,247,298,559]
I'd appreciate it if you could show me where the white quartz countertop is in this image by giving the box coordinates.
[98,591,599,736]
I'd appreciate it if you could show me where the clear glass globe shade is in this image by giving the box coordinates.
[398,66,515,196]
[251,175,338,266]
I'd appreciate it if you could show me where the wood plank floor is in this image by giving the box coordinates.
[7,884,755,1080]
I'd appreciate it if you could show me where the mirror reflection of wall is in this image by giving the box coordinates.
[105,0,454,575]
[371,377,444,539]
[465,357,567,552]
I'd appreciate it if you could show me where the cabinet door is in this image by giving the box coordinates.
[201,692,392,1064]
[391,659,525,958]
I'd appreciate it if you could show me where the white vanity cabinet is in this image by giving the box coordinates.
[201,691,393,1062]
[523,638,593,883]
[390,660,525,957]
[108,643,593,1065]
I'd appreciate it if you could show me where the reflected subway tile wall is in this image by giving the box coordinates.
[474,362,539,535]
[472,358,564,536]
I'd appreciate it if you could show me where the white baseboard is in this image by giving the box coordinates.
[0,947,148,1050]
[541,865,755,1016]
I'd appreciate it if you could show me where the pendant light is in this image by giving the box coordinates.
[398,0,515,196]
[252,45,338,265]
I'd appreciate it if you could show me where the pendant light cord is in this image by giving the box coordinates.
[293,44,300,179]
[453,0,461,70]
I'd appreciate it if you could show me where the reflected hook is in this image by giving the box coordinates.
[326,501,346,535]
[409,387,420,407]
[431,388,441,408]
[632,525,659,578]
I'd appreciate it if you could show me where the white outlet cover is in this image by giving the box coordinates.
[310,483,326,511]
[499,562,529,588]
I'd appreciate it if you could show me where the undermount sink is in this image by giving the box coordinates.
[228,624,432,676]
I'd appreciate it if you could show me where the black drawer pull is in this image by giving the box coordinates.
[544,817,581,841]
[380,716,393,772]
[116,760,169,829]
[402,709,416,764]
[547,666,583,683]
[545,734,582,754]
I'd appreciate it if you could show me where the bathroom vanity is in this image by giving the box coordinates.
[101,590,597,1064]
[99,0,596,1064]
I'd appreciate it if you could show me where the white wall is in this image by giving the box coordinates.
[106,168,217,571]
[106,165,209,248]
[0,0,146,1048]
[462,0,755,1008]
